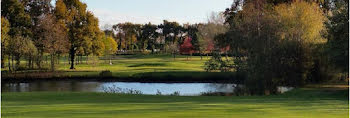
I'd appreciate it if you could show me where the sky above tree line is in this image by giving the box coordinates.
[60,0,232,29]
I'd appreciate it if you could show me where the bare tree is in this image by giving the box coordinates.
[39,14,69,71]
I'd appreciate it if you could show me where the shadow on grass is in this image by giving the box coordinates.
[132,71,245,83]
[128,63,167,67]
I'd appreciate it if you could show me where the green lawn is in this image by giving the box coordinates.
[58,54,212,77]
[2,88,348,118]
[3,54,219,79]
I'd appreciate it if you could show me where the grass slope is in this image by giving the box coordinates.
[2,88,348,118]
[3,55,216,79]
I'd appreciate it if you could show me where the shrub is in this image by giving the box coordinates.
[99,70,112,77]
[170,91,180,96]
[156,89,162,95]
[102,85,143,95]
[204,51,234,72]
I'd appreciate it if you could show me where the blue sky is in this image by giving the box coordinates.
[78,0,232,28]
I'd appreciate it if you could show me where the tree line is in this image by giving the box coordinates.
[1,0,226,71]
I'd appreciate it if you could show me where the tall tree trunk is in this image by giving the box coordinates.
[190,52,192,60]
[70,48,76,69]
[36,51,43,69]
[27,56,30,69]
[68,55,71,64]
[45,55,48,65]
[109,55,112,65]
[56,55,60,65]
[105,55,107,64]
[32,56,34,69]
[51,54,55,71]
[64,55,67,66]
[15,56,20,71]
[8,55,11,72]
[30,56,33,69]
[77,55,79,64]
[11,55,14,71]
[75,55,78,65]
[1,55,4,68]
[86,55,89,64]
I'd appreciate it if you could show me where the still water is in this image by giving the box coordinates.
[2,81,293,96]
[2,81,236,96]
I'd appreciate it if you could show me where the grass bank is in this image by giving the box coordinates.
[2,55,243,83]
[2,87,348,118]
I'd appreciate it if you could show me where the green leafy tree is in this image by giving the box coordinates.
[55,0,98,69]
[326,0,349,79]
[327,0,349,71]
[7,35,37,71]
[1,0,32,37]
[1,0,32,71]
[21,0,52,68]
[113,22,139,51]
[1,17,10,68]
[159,20,183,50]
[142,23,159,53]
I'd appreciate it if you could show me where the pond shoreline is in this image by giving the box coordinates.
[1,76,240,83]
[2,71,245,83]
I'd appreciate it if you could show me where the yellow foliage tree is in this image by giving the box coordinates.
[274,1,327,43]
[103,36,118,65]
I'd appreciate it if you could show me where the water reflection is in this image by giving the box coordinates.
[2,81,293,96]
[2,81,100,92]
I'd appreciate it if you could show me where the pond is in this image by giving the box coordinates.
[2,81,293,96]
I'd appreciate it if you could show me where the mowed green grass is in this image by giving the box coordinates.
[2,88,348,118]
[11,54,212,78]
[60,55,208,72]
[3,54,239,80]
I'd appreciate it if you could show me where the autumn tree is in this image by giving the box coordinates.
[168,42,179,60]
[113,22,139,51]
[274,1,327,85]
[216,0,327,94]
[7,35,37,71]
[54,0,99,69]
[180,36,194,60]
[21,0,52,68]
[81,11,105,63]
[1,17,10,68]
[103,36,118,65]
[39,14,69,71]
[198,12,228,59]
[1,0,32,71]
[1,0,32,37]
